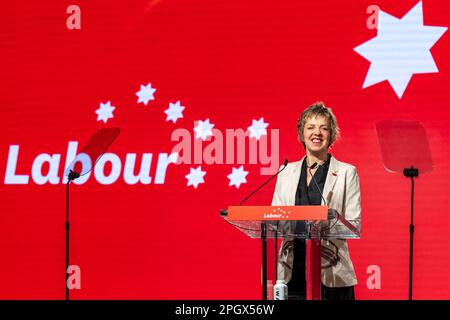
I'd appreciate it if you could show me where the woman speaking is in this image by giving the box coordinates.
[271,102,361,300]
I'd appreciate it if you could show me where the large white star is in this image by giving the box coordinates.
[354,1,447,98]
[164,101,185,123]
[185,166,206,188]
[136,83,156,105]
[247,117,268,140]
[193,119,214,140]
[227,165,249,189]
[95,101,115,123]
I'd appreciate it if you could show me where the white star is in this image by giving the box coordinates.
[227,165,249,189]
[185,166,206,188]
[95,101,115,123]
[247,117,268,140]
[164,101,185,123]
[136,83,156,105]
[354,1,447,98]
[193,119,214,140]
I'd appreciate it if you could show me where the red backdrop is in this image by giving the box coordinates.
[1,0,449,299]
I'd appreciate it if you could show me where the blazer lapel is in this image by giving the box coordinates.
[322,156,339,205]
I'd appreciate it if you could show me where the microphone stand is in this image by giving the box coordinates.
[66,170,80,301]
[404,166,418,301]
[62,127,120,301]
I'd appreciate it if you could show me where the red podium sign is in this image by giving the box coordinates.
[226,205,328,221]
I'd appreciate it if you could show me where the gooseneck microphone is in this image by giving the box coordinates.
[219,159,288,216]
[239,159,289,206]
[308,162,328,207]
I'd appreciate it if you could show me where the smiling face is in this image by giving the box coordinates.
[302,115,331,156]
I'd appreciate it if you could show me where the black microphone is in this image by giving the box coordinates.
[308,163,327,204]
[219,159,289,216]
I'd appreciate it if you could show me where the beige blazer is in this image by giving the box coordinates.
[271,155,361,287]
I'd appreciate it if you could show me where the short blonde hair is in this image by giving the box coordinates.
[297,101,340,148]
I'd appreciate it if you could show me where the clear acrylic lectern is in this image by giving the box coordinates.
[221,205,360,300]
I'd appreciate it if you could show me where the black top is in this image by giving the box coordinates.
[288,154,331,296]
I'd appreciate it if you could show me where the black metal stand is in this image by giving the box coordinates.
[261,222,267,300]
[66,180,70,301]
[66,170,79,301]
[404,166,418,301]
[274,222,279,283]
